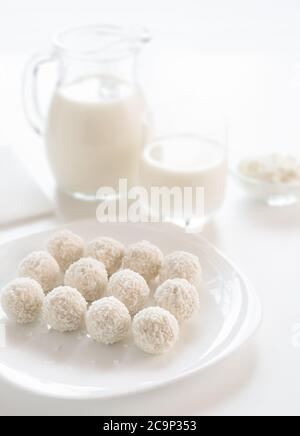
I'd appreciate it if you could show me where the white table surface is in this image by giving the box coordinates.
[1,0,300,416]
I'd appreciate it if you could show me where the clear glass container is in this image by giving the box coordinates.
[138,101,228,231]
[232,153,300,206]
[140,133,227,231]
[23,24,151,200]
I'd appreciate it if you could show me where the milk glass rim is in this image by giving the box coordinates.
[143,133,227,174]
[52,23,151,62]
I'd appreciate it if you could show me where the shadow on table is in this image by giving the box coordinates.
[55,189,98,222]
[0,340,258,416]
[237,197,300,230]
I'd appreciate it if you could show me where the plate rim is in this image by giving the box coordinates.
[0,220,262,400]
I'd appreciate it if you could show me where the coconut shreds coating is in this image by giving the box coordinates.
[123,241,164,282]
[155,278,200,322]
[132,307,179,354]
[87,237,125,276]
[47,230,85,272]
[107,269,150,315]
[1,278,44,324]
[86,297,131,345]
[43,286,87,332]
[64,257,108,302]
[159,251,202,287]
[18,251,60,294]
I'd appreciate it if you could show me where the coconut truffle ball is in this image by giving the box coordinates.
[18,251,60,293]
[155,278,200,322]
[64,257,108,302]
[86,297,131,345]
[1,278,44,324]
[47,230,85,272]
[132,307,179,354]
[107,269,150,315]
[43,286,87,332]
[87,237,125,276]
[159,251,202,287]
[123,241,163,283]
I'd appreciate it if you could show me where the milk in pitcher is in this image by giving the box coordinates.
[46,75,147,198]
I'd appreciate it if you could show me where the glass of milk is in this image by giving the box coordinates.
[23,24,151,200]
[138,98,228,230]
[140,134,227,231]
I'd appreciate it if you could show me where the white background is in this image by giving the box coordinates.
[0,0,300,416]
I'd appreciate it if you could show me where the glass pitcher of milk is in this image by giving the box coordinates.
[23,24,151,200]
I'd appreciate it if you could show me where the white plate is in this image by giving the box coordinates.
[0,220,261,399]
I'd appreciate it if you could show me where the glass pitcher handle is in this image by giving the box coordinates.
[22,51,55,136]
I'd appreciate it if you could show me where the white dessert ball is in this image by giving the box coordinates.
[18,251,60,293]
[86,297,131,345]
[123,241,163,282]
[159,251,202,287]
[107,269,150,315]
[155,278,200,322]
[87,237,125,276]
[132,307,179,354]
[47,230,85,272]
[43,286,87,332]
[64,257,108,302]
[1,278,44,324]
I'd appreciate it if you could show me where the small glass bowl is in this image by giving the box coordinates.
[232,165,300,207]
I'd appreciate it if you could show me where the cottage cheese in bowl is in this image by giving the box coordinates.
[235,153,300,206]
